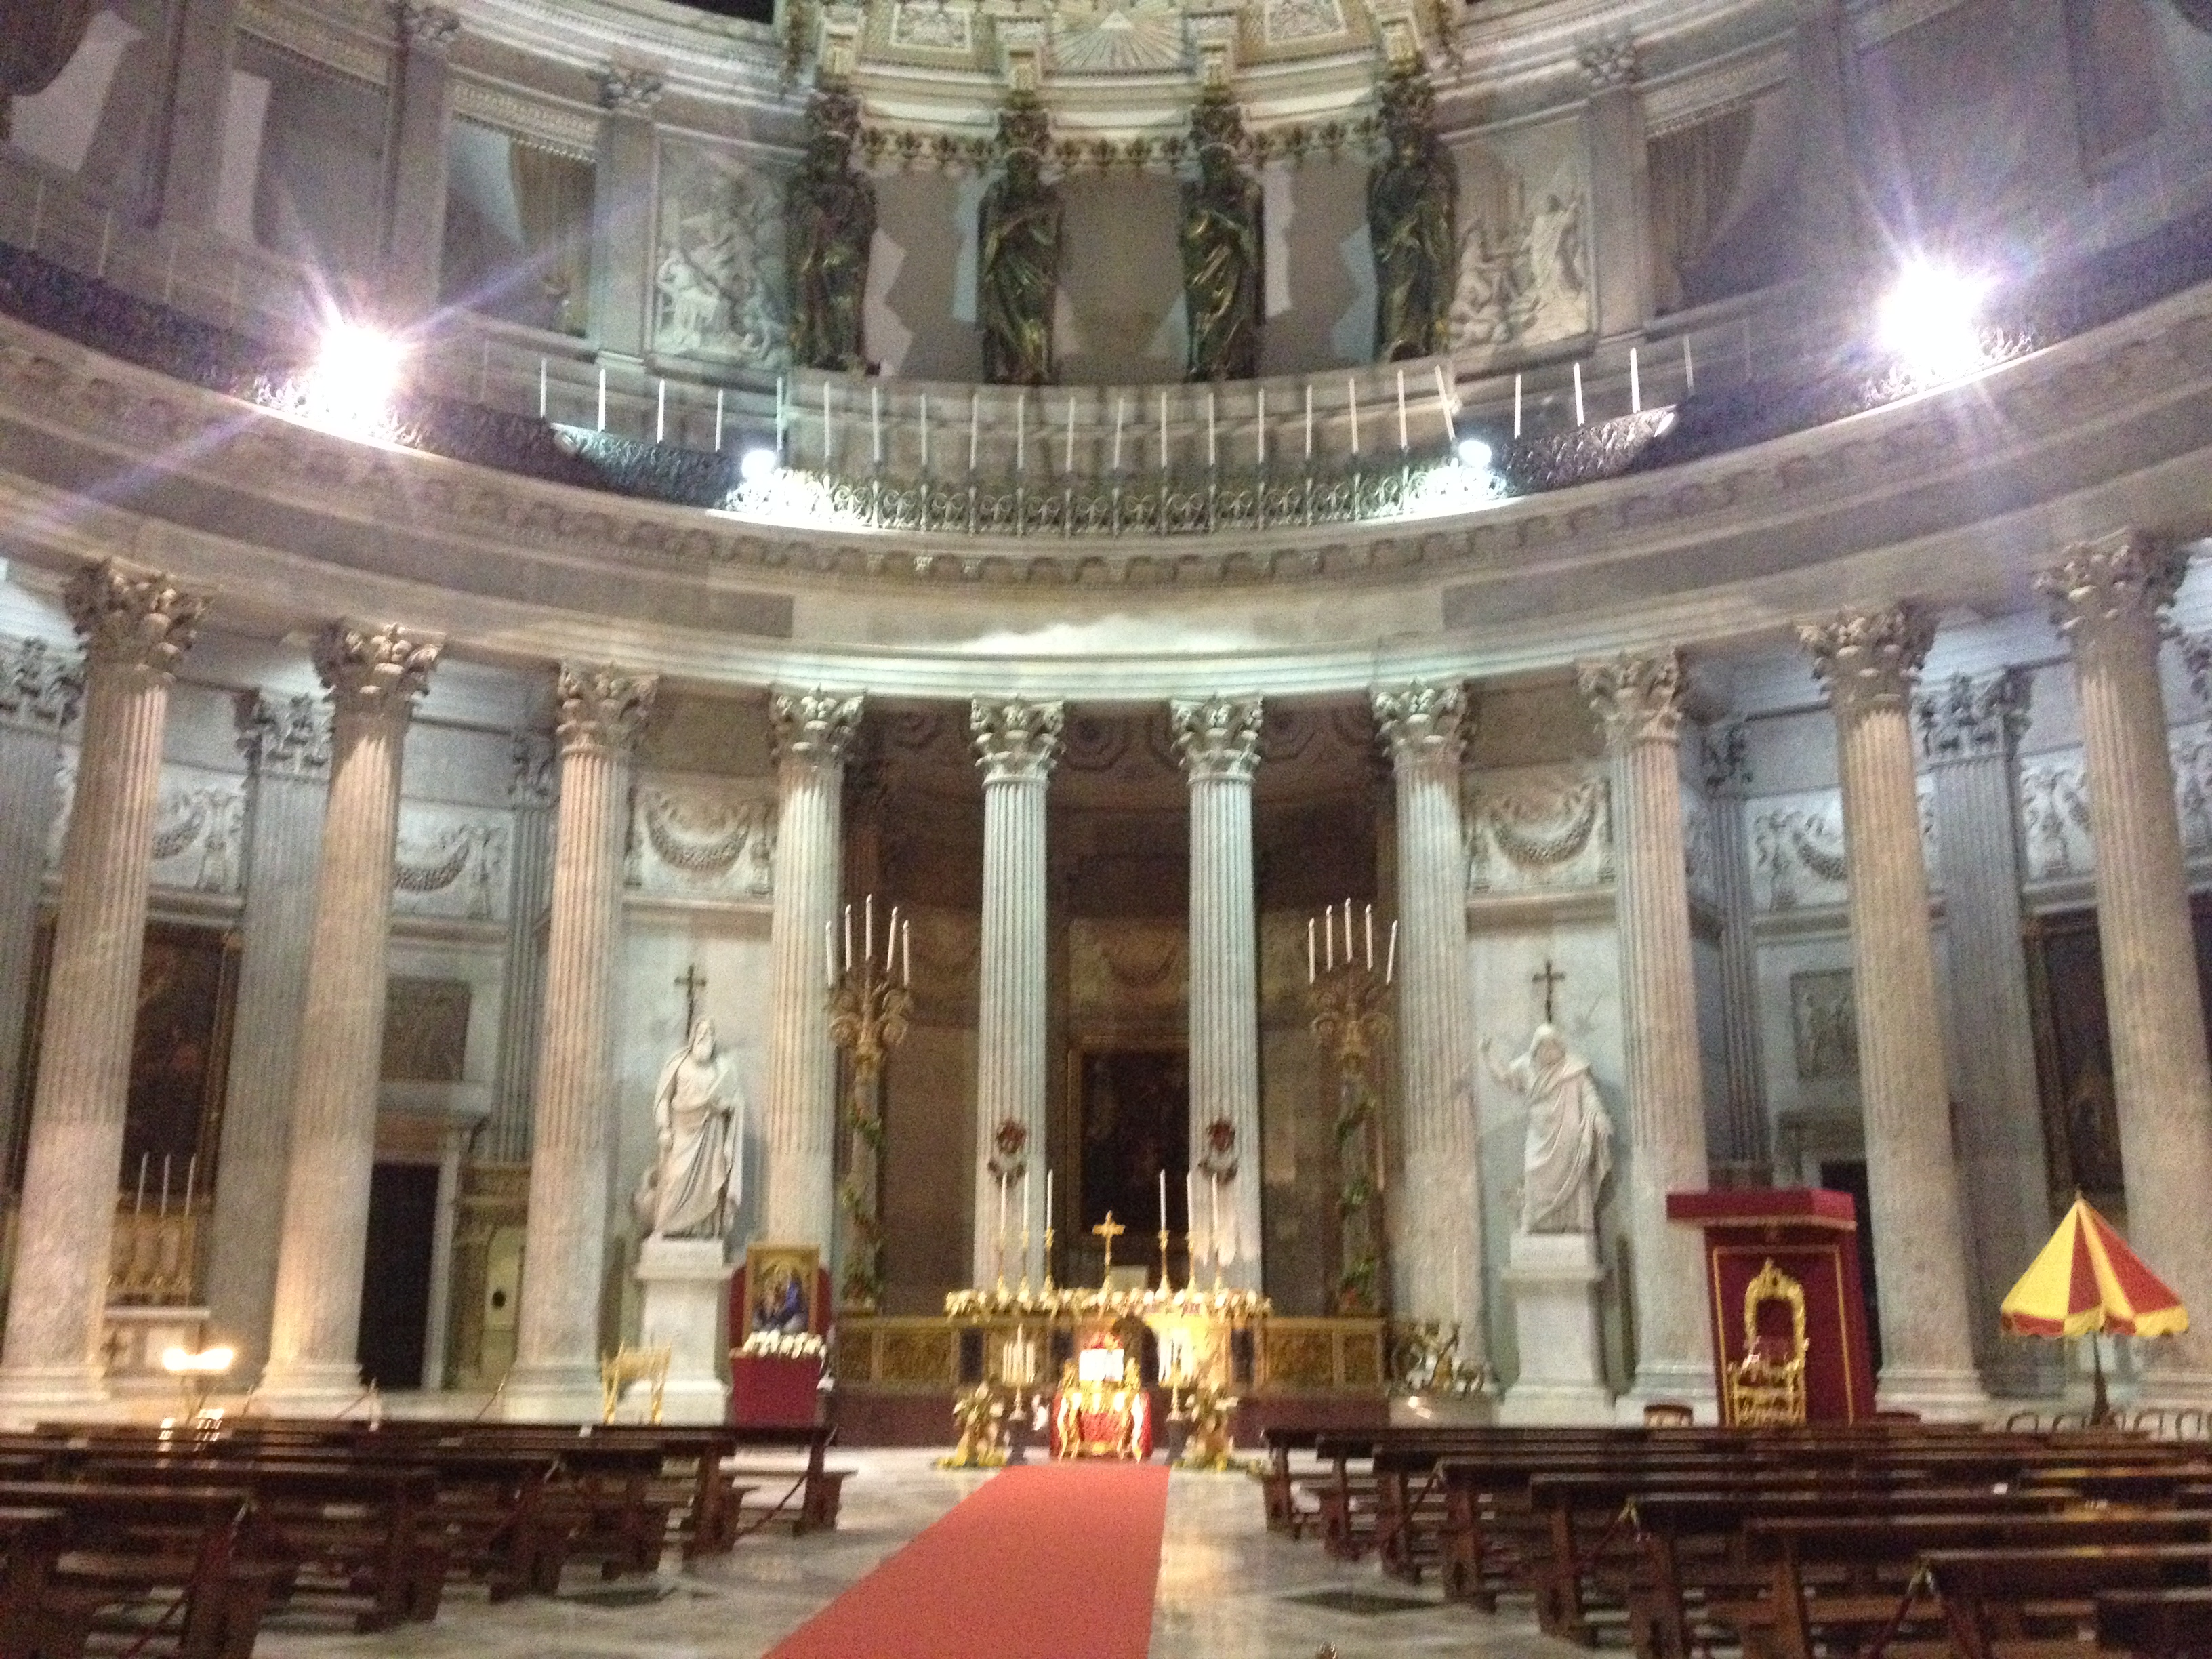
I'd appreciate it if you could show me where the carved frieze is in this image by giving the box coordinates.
[392,803,510,921]
[627,775,776,900]
[1465,765,1611,895]
[1748,782,1940,911]
[46,757,246,895]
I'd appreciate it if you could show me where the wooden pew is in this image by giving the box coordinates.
[2097,1585,2212,1657]
[1928,1544,2212,1659]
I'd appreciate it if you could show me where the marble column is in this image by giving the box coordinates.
[2039,531,2212,1399]
[1580,652,1713,1410]
[152,0,242,233]
[486,735,555,1166]
[762,691,863,1255]
[970,699,1063,1289]
[0,637,82,1169]
[1800,607,1988,1418]
[1372,684,1483,1358]
[589,67,665,364]
[0,564,207,1418]
[260,623,440,1409]
[1917,670,2053,1396]
[506,666,657,1420]
[203,692,329,1374]
[382,5,460,320]
[1578,39,1652,341]
[1786,0,1866,283]
[1700,724,1768,1170]
[1172,696,1265,1293]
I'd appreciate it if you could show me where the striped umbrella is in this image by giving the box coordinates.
[2000,1197,2188,1339]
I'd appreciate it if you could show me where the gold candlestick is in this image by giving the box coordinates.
[1018,1223,1032,1301]
[827,901,914,1314]
[1157,1227,1172,1293]
[1042,1225,1056,1296]
[1307,941,1393,1318]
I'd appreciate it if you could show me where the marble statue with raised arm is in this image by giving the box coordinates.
[638,1018,744,1241]
[1483,1023,1612,1234]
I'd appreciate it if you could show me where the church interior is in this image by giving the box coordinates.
[2,0,2212,1652]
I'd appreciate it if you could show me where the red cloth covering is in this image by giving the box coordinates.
[1049,1383,1153,1459]
[731,1353,821,1427]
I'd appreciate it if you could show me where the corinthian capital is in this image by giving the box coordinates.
[1370,682,1468,769]
[2035,529,2186,651]
[771,689,864,768]
[1170,696,1264,783]
[63,560,209,680]
[1799,605,1934,716]
[312,621,440,726]
[1915,668,2029,763]
[1578,650,1683,750]
[970,697,1064,783]
[593,64,665,113]
[234,689,331,779]
[1578,34,1637,91]
[556,664,657,756]
[0,635,83,734]
[396,2,461,51]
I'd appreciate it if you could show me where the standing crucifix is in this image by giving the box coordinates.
[1532,958,1566,1025]
[675,964,708,1034]
[1091,1212,1126,1279]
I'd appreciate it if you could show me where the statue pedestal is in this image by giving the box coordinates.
[1498,1231,1614,1425]
[634,1237,734,1424]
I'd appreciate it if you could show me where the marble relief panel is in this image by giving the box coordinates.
[628,775,776,902]
[1748,783,1939,911]
[654,138,790,370]
[47,756,246,897]
[1448,119,1591,359]
[2017,735,2212,884]
[1465,764,1612,895]
[392,803,509,922]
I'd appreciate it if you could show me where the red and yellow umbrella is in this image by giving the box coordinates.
[2000,1197,2188,1339]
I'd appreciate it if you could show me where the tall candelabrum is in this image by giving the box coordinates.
[827,894,912,1313]
[1306,898,1394,1317]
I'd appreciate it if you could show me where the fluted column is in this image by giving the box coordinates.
[203,693,330,1374]
[1172,696,1264,1293]
[151,0,241,232]
[383,6,459,319]
[1580,653,1712,1409]
[970,699,1063,1288]
[590,67,665,362]
[763,691,863,1255]
[1700,725,1768,1170]
[1578,39,1652,340]
[506,667,657,1420]
[2040,532,2212,1399]
[0,564,207,1417]
[1917,670,2053,1396]
[260,623,440,1408]
[0,638,81,1172]
[1372,684,1483,1356]
[487,735,555,1165]
[1801,607,1987,1418]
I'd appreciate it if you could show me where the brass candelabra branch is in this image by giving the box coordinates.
[1307,957,1391,1318]
[828,937,912,1314]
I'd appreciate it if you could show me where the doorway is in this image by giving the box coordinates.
[357,1162,439,1389]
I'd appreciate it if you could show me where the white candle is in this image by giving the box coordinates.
[1347,378,1360,455]
[1016,391,1026,473]
[902,917,912,985]
[1158,1168,1167,1232]
[824,920,836,988]
[1303,382,1314,460]
[714,387,725,451]
[1256,386,1266,467]
[1307,916,1317,983]
[1629,346,1643,414]
[1324,907,1334,971]
[184,1154,197,1212]
[1683,335,1696,394]
[969,390,980,472]
[538,356,548,419]
[871,383,882,464]
[1344,897,1354,958]
[160,1155,172,1217]
[1064,396,1075,474]
[886,904,899,970]
[1045,1167,1053,1228]
[1573,359,1586,426]
[1386,920,1397,985]
[843,903,853,970]
[1433,362,1456,443]
[1366,903,1374,969]
[1113,397,1125,472]
[865,893,874,966]
[1513,371,1523,438]
[596,365,607,431]
[920,392,930,472]
[1395,367,1408,452]
[656,376,666,443]
[1206,392,1217,468]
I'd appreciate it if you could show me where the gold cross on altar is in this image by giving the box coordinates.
[1091,1213,1126,1275]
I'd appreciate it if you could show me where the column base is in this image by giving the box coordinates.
[255,1360,369,1416]
[0,1364,108,1427]
[1876,1365,1992,1422]
[1620,1360,1720,1425]
[500,1361,605,1424]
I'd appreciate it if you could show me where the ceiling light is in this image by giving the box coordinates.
[298,319,407,436]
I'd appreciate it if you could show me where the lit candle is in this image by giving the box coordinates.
[1573,359,1586,426]
[969,390,980,472]
[1347,378,1360,455]
[871,383,882,464]
[1303,381,1314,460]
[1307,916,1316,984]
[1113,396,1125,472]
[1433,361,1456,443]
[1513,371,1523,438]
[1256,386,1266,467]
[1016,391,1026,473]
[1385,920,1397,985]
[1395,367,1408,452]
[1206,391,1217,468]
[920,392,930,472]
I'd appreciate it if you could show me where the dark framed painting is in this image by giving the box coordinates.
[1067,1043,1189,1258]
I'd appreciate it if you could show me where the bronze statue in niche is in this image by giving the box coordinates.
[1367,68,1458,362]
[979,96,1062,386]
[785,85,876,373]
[1179,89,1263,382]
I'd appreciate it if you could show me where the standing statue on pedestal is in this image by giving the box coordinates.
[1483,1023,1612,1233]
[1179,89,1263,382]
[979,96,1061,386]
[1367,67,1458,362]
[636,1018,745,1240]
[785,85,876,373]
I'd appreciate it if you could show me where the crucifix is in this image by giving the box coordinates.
[1091,1212,1126,1278]
[1532,958,1566,1025]
[675,964,707,1033]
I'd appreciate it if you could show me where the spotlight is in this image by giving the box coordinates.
[1456,436,1494,473]
[298,319,407,436]
[739,447,780,485]
[1877,261,1991,384]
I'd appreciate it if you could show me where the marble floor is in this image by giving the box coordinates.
[253,1448,1589,1659]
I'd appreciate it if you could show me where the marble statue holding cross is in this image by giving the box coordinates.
[1483,1023,1612,1235]
[634,1018,745,1241]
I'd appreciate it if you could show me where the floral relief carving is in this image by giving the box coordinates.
[392,806,508,921]
[627,779,777,899]
[46,757,245,894]
[1465,768,1612,893]
[1748,782,1940,910]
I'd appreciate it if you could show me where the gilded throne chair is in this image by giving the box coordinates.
[1725,1258,1809,1427]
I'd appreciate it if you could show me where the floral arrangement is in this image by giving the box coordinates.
[944,1284,1270,1322]
[738,1330,826,1361]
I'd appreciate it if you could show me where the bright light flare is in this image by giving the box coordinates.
[298,320,407,436]
[161,1345,237,1374]
[739,446,780,484]
[1877,262,1992,384]
[1456,436,1494,473]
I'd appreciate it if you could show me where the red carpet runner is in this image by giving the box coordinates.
[766,1462,1171,1659]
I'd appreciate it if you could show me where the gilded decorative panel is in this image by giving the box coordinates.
[1262,1326,1334,1390]
[878,1325,956,1385]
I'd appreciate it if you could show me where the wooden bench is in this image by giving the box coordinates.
[2097,1585,2212,1657]
[1928,1544,2212,1659]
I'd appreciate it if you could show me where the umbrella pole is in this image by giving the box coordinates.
[2089,1333,2112,1427]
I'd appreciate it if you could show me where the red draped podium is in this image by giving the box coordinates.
[1666,1189,1878,1424]
[731,1355,822,1427]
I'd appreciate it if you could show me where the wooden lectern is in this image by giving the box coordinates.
[1666,1189,1877,1425]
